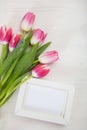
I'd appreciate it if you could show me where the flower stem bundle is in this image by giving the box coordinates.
[0,12,59,107]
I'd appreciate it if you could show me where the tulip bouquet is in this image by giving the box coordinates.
[0,12,59,107]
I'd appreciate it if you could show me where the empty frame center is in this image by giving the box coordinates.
[25,84,67,115]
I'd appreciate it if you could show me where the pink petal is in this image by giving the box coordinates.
[9,34,20,51]
[32,64,50,78]
[21,12,35,31]
[0,26,7,42]
[31,29,47,45]
[4,28,13,43]
[39,50,59,64]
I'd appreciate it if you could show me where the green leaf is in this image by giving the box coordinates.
[0,30,33,78]
[36,42,51,57]
[0,58,19,88]
[11,43,38,80]
[0,39,25,78]
[0,43,38,100]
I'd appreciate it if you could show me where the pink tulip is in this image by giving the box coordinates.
[31,29,47,45]
[0,26,12,44]
[9,34,20,51]
[32,64,50,78]
[21,12,35,32]
[39,50,59,64]
[0,26,7,41]
[4,28,12,43]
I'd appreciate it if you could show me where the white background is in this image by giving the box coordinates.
[0,0,87,130]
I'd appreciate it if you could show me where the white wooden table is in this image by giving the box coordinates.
[0,0,87,130]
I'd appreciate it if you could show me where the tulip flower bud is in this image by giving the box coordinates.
[21,12,35,32]
[39,50,59,64]
[0,26,13,62]
[0,26,7,42]
[9,34,20,51]
[4,28,12,44]
[0,26,12,44]
[32,64,50,78]
[31,29,47,45]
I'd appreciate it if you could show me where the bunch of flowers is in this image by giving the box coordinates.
[0,12,59,107]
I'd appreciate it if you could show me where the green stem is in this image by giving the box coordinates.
[0,75,32,107]
[21,31,27,39]
[33,59,39,64]
[8,75,32,93]
[0,73,30,100]
[0,94,9,107]
[0,43,9,64]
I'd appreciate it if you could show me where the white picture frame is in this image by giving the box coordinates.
[15,78,75,125]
